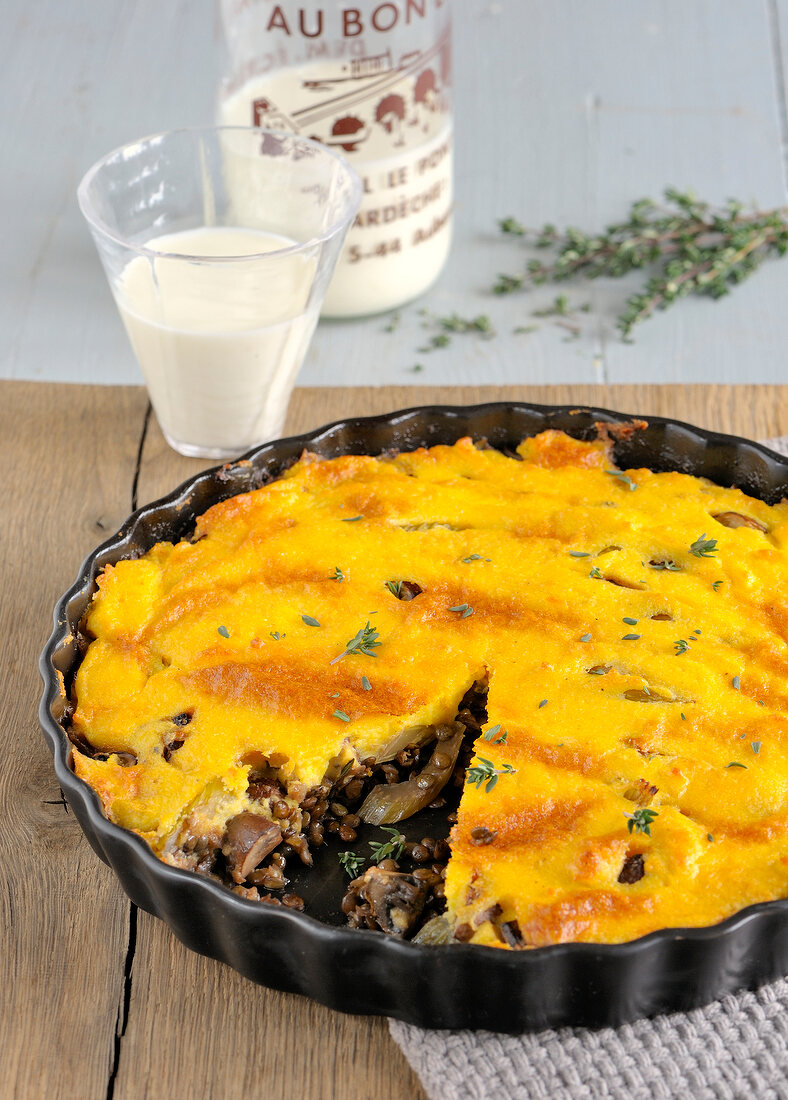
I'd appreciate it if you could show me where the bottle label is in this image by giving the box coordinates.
[220,28,453,313]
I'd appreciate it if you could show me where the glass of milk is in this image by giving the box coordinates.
[78,127,362,458]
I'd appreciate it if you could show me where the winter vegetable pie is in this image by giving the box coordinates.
[70,429,788,947]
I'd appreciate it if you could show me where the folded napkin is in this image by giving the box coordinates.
[390,435,788,1100]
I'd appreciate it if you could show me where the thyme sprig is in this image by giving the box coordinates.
[467,757,517,793]
[650,559,681,572]
[417,310,495,352]
[625,807,658,836]
[330,621,381,664]
[483,724,508,745]
[496,189,788,339]
[690,534,719,558]
[369,826,406,863]
[339,851,366,878]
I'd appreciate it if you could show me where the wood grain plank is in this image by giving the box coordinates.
[0,381,149,1099]
[114,912,427,1100]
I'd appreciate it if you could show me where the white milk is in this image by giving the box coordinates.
[115,227,318,457]
[219,57,453,317]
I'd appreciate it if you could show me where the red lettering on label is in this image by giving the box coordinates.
[343,8,363,36]
[372,3,399,31]
[299,10,323,37]
[405,0,427,19]
[266,5,291,34]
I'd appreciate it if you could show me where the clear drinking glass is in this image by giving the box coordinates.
[78,127,362,458]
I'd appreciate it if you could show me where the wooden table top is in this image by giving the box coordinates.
[3,381,786,1099]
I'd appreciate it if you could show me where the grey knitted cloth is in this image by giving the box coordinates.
[389,436,788,1100]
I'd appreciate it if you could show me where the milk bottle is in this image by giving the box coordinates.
[219,0,453,317]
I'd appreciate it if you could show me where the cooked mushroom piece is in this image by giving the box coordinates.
[605,575,645,590]
[222,813,283,884]
[412,914,452,944]
[498,920,525,948]
[359,722,466,824]
[162,739,184,762]
[354,866,429,937]
[618,853,645,884]
[712,511,767,532]
[398,580,423,600]
[94,750,137,766]
[623,688,669,703]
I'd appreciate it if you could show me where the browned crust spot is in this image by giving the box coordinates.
[177,659,425,721]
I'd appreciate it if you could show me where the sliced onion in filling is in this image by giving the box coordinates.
[374,723,434,764]
[358,721,465,825]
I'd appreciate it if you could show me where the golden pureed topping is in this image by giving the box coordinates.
[71,430,788,944]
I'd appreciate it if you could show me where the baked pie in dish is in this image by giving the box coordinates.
[67,425,788,949]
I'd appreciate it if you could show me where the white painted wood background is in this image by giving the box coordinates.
[3,0,788,388]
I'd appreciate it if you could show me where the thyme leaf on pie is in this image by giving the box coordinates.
[625,807,658,836]
[301,615,321,627]
[386,580,403,598]
[690,534,719,557]
[331,566,345,582]
[674,638,691,655]
[330,621,382,664]
[369,826,406,863]
[466,757,517,794]
[333,708,351,723]
[339,851,366,878]
[217,625,230,639]
[483,724,508,744]
[606,470,638,491]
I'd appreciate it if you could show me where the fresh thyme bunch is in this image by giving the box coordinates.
[496,189,788,339]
